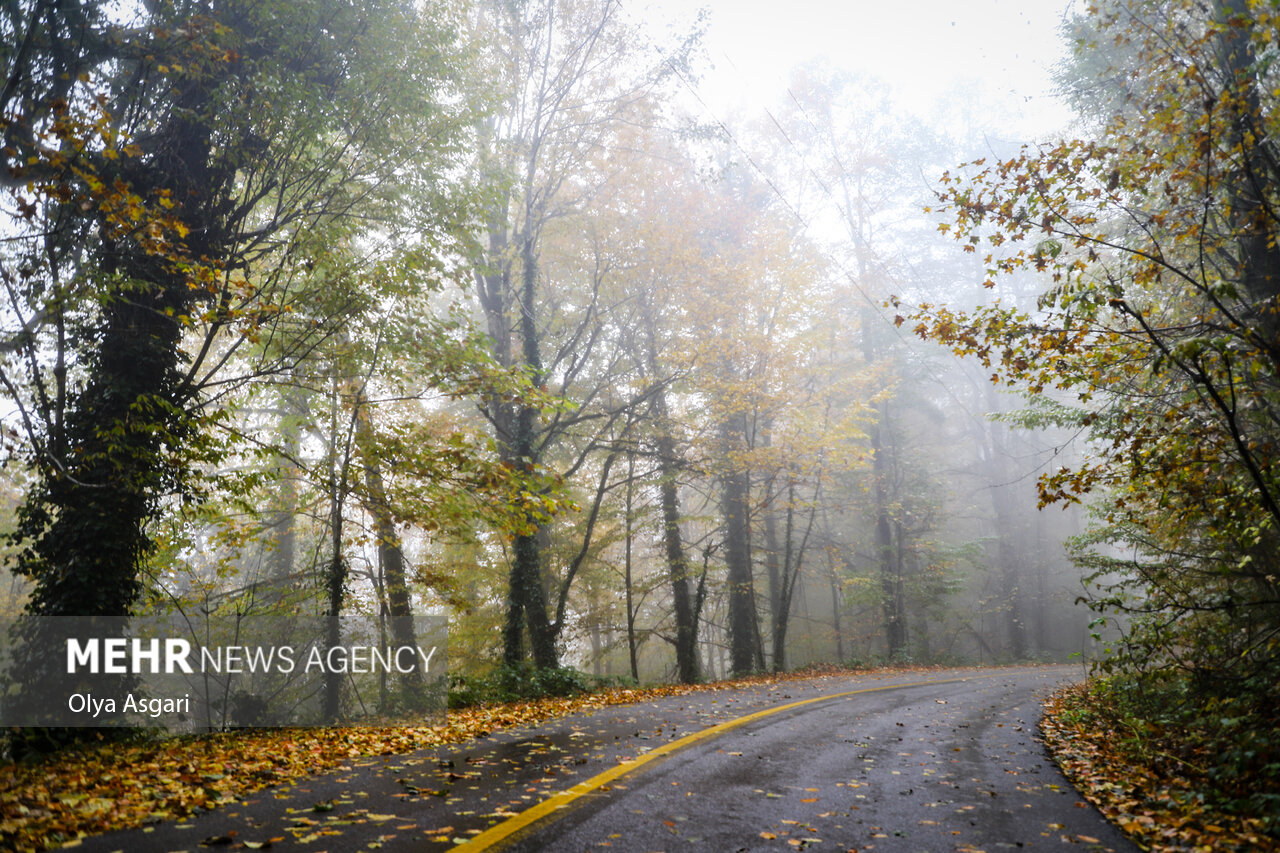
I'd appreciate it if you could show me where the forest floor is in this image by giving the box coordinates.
[3,667,824,851]
[1040,682,1278,852]
[0,663,1268,852]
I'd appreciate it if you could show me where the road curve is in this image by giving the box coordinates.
[482,666,1138,852]
[74,665,1138,853]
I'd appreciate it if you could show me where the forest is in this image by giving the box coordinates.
[0,0,1277,835]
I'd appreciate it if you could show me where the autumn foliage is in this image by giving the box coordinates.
[1042,682,1280,852]
[903,0,1280,832]
[0,673,800,852]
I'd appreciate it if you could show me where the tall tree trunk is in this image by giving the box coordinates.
[1218,0,1280,332]
[323,382,349,723]
[505,532,557,669]
[589,596,604,677]
[624,455,640,682]
[16,37,225,622]
[827,548,845,663]
[770,479,819,672]
[558,451,616,614]
[639,292,700,682]
[654,399,700,683]
[861,300,907,661]
[323,520,346,723]
[768,501,787,672]
[352,386,421,693]
[870,404,907,659]
[901,523,931,660]
[984,387,1027,659]
[7,54,231,749]
[721,410,758,676]
[479,214,557,671]
[266,387,305,582]
[512,177,558,671]
[764,478,784,670]
[1032,512,1050,653]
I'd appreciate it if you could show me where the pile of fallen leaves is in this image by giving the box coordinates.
[1040,681,1280,852]
[0,670,811,851]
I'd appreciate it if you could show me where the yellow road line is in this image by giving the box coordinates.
[456,673,994,851]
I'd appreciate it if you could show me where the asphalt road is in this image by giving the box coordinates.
[75,665,1139,853]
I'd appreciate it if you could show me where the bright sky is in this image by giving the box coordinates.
[632,0,1077,138]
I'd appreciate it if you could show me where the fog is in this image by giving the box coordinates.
[1,0,1115,706]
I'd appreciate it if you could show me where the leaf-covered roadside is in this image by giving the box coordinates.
[0,670,836,852]
[1041,682,1279,853]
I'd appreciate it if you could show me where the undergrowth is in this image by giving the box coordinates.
[1043,678,1280,852]
[447,663,636,707]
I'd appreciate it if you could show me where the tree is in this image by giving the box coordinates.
[560,120,718,684]
[1,0,477,623]
[1,0,490,739]
[904,0,1280,793]
[468,0,691,670]
[665,161,833,677]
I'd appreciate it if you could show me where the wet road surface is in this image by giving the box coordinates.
[73,665,1138,852]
